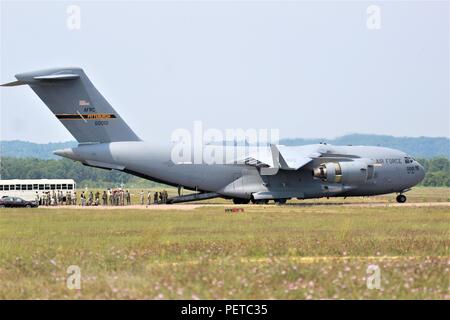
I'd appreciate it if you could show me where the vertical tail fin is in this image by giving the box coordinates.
[1,67,140,143]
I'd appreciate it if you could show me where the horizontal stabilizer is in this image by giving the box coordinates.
[1,80,26,87]
[1,72,79,86]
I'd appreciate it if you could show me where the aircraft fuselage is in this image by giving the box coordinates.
[55,141,425,202]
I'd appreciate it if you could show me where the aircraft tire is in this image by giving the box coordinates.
[233,198,250,205]
[253,199,268,205]
[274,199,287,205]
[396,194,407,203]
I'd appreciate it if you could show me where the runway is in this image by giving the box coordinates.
[43,201,450,210]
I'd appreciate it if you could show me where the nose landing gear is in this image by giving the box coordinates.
[396,194,407,203]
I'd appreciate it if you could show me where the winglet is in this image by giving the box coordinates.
[270,144,292,170]
[271,144,318,170]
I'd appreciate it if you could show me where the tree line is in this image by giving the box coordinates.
[417,157,450,187]
[0,156,449,188]
[0,157,157,188]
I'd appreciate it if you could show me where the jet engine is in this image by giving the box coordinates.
[313,161,370,184]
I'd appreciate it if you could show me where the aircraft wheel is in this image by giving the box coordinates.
[233,198,250,205]
[253,199,268,205]
[396,194,407,203]
[274,199,287,205]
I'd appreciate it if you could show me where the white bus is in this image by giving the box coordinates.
[0,179,76,201]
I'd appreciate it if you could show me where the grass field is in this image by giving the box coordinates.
[81,186,450,204]
[0,187,449,299]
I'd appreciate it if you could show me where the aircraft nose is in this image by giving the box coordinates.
[416,162,425,182]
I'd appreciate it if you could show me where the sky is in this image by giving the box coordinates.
[0,0,449,143]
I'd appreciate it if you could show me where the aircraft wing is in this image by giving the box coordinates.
[273,145,322,170]
[232,146,274,168]
[233,145,323,170]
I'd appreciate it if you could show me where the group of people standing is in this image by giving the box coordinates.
[35,190,76,206]
[79,189,131,206]
[35,188,173,206]
[139,190,169,205]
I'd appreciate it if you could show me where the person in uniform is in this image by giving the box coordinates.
[102,191,107,206]
[154,191,158,204]
[88,191,93,206]
[108,189,113,206]
[67,191,72,206]
[126,190,131,205]
[163,190,168,204]
[140,190,144,205]
[120,190,124,206]
[95,191,100,206]
[35,192,40,205]
[80,191,86,206]
[147,191,152,205]
[73,190,77,205]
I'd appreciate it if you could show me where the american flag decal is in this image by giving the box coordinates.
[79,100,90,106]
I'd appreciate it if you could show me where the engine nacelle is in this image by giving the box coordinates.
[313,162,342,183]
[313,161,369,184]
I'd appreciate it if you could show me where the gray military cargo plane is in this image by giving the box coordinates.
[2,67,425,204]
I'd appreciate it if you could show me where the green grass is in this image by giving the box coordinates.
[0,188,449,299]
[85,186,450,204]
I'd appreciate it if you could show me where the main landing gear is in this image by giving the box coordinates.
[232,198,250,204]
[251,199,269,205]
[396,194,407,203]
[232,198,287,205]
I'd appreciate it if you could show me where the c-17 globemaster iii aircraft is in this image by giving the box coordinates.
[2,67,425,204]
